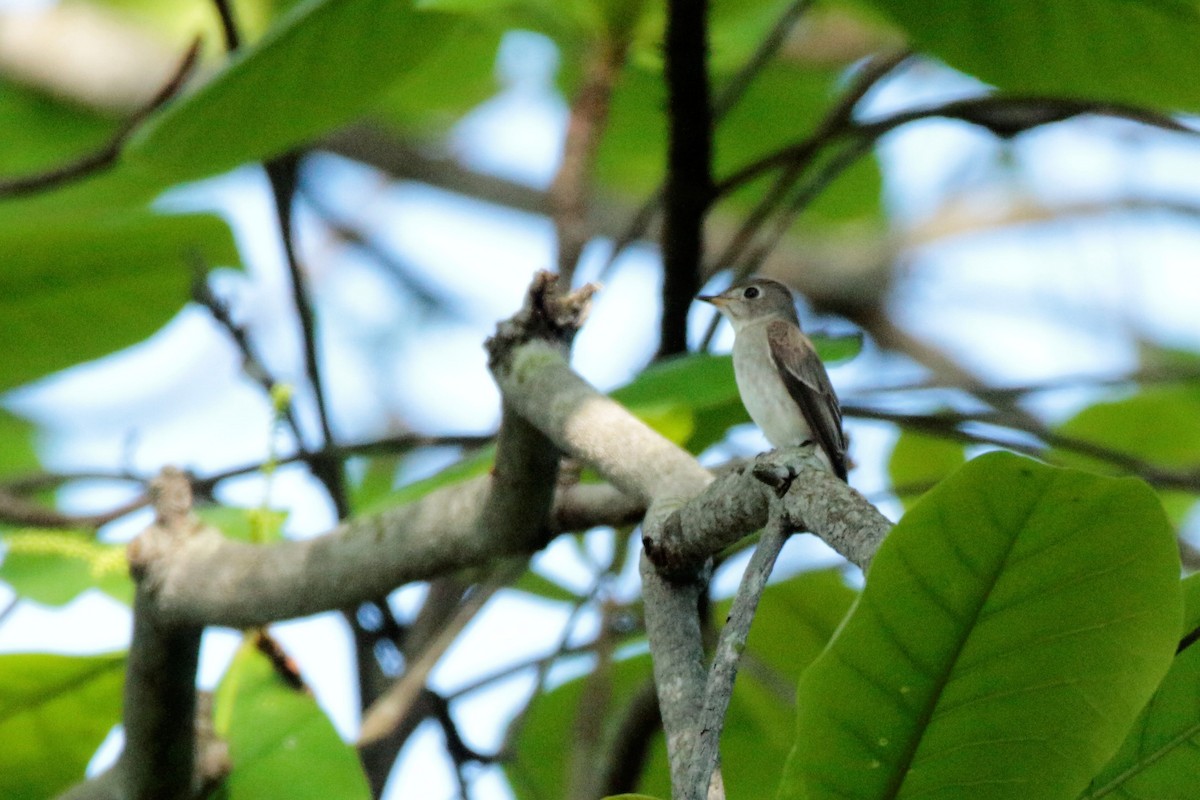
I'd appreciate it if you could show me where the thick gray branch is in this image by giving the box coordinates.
[639,555,711,792]
[649,447,892,576]
[56,469,208,800]
[489,338,712,503]
[139,464,634,629]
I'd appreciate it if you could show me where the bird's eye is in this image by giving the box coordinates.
[743,286,760,300]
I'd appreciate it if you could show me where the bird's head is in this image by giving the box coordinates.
[698,278,800,331]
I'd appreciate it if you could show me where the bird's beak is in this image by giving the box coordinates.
[698,294,725,307]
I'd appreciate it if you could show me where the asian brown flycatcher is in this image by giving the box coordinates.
[699,278,848,480]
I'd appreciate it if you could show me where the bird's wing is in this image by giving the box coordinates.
[766,319,848,480]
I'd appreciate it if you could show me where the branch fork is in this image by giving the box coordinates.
[485,273,893,799]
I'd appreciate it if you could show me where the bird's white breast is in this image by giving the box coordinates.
[731,320,812,448]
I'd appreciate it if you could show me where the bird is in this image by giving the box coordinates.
[699,277,848,481]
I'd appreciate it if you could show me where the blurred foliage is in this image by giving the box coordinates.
[212,637,372,800]
[1053,383,1200,525]
[0,529,132,606]
[886,427,965,508]
[0,211,239,390]
[0,652,125,800]
[848,0,1200,110]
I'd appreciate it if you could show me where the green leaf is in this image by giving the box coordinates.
[126,0,460,182]
[0,530,132,606]
[196,505,289,544]
[512,569,585,603]
[357,444,495,515]
[347,454,403,513]
[0,409,40,478]
[847,0,1200,110]
[214,638,370,800]
[370,21,502,137]
[1080,574,1200,799]
[1053,384,1200,525]
[0,210,239,390]
[0,652,125,800]
[781,452,1182,800]
[0,79,118,177]
[887,429,966,508]
[507,651,663,800]
[1056,385,1200,472]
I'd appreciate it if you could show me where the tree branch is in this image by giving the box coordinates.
[686,501,788,800]
[659,0,714,357]
[126,466,632,629]
[718,93,1199,198]
[119,468,205,800]
[549,38,627,285]
[639,554,712,795]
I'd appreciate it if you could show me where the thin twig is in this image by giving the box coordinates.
[842,404,1200,492]
[212,0,241,51]
[697,51,911,348]
[297,180,460,315]
[499,574,607,757]
[0,595,20,629]
[358,566,516,745]
[0,490,149,529]
[686,502,788,800]
[719,93,1199,197]
[265,153,349,515]
[190,254,307,448]
[0,39,202,199]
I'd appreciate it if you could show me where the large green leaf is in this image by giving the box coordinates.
[780,452,1181,800]
[847,0,1200,110]
[126,0,461,182]
[370,21,502,137]
[213,638,370,800]
[0,210,238,390]
[0,652,125,800]
[1080,574,1200,798]
[0,530,133,606]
